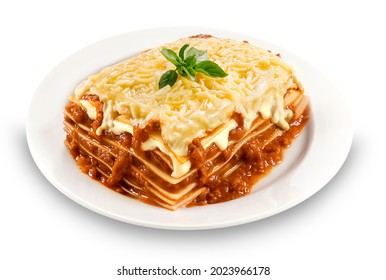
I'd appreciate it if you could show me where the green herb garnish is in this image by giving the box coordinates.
[158,44,227,89]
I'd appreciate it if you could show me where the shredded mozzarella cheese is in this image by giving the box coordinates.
[74,37,299,157]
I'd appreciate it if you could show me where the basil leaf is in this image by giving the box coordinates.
[159,45,227,87]
[159,70,178,89]
[180,66,195,81]
[177,67,186,77]
[186,47,208,63]
[179,44,189,60]
[184,55,197,67]
[194,60,228,78]
[186,66,196,80]
[160,49,180,66]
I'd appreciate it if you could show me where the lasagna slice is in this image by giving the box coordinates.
[64,35,310,210]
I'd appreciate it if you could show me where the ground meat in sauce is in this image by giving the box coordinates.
[133,120,161,149]
[188,139,205,168]
[64,99,310,209]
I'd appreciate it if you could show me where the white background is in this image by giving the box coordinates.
[1,0,385,279]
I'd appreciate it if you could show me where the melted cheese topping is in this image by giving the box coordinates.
[74,36,299,157]
[141,134,191,178]
[79,100,97,120]
[202,120,238,150]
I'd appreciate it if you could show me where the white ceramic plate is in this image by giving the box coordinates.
[26,27,352,230]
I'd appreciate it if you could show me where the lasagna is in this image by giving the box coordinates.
[64,35,310,210]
